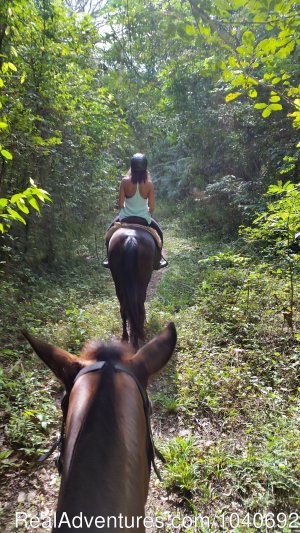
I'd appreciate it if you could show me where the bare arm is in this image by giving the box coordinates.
[118,180,126,208]
[148,182,155,214]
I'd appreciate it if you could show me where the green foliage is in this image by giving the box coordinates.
[161,415,300,512]
[0,255,120,466]
[147,205,300,517]
[0,179,51,234]
[188,0,300,126]
[152,392,178,414]
[161,436,200,499]
[0,0,128,262]
[240,180,300,328]
[0,363,57,460]
[241,180,300,250]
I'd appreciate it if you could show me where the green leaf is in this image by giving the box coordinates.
[269,95,280,103]
[228,56,237,68]
[0,450,13,459]
[16,200,29,214]
[231,73,247,87]
[277,41,295,59]
[1,149,13,160]
[0,122,8,129]
[0,198,8,209]
[7,207,26,224]
[262,107,271,118]
[7,62,17,72]
[279,164,295,174]
[225,92,242,102]
[253,11,267,23]
[248,89,257,98]
[199,25,211,37]
[269,103,283,111]
[246,76,258,86]
[236,45,248,56]
[185,25,196,36]
[222,70,233,82]
[47,137,62,145]
[28,197,40,213]
[32,135,46,146]
[254,103,267,109]
[263,72,276,81]
[10,45,18,58]
[257,38,278,55]
[230,0,247,8]
[34,191,52,202]
[10,193,24,204]
[242,30,255,47]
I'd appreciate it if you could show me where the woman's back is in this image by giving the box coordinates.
[119,179,152,224]
[122,177,152,200]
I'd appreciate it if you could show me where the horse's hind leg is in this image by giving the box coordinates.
[130,332,139,351]
[120,304,129,343]
[115,281,129,343]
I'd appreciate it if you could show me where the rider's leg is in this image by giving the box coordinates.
[149,219,163,245]
[102,217,120,268]
[149,219,168,269]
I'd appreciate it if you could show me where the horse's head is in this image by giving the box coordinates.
[23,323,176,531]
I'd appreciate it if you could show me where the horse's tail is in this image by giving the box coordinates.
[123,236,145,342]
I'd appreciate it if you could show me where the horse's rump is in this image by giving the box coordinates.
[105,221,162,250]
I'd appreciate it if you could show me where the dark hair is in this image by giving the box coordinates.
[130,153,148,183]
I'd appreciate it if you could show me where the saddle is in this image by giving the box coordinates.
[105,222,162,250]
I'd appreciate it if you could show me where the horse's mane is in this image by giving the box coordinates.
[81,340,133,363]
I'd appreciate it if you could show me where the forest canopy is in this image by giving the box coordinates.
[0,0,299,259]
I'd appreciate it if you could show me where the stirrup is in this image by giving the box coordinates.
[102,258,110,268]
[157,257,168,269]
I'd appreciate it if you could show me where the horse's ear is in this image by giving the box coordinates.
[22,331,83,390]
[132,322,176,380]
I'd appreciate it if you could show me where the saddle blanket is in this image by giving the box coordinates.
[105,222,162,250]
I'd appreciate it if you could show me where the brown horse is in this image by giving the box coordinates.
[23,323,176,533]
[108,227,160,348]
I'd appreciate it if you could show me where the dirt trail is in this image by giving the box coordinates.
[1,264,181,533]
[146,267,165,302]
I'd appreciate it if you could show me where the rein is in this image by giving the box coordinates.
[39,361,165,480]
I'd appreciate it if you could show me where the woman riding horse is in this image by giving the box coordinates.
[103,153,167,269]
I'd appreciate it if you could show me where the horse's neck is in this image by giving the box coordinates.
[55,371,149,531]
